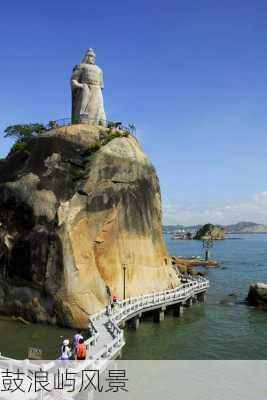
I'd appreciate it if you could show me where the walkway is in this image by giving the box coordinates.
[88,276,209,362]
[0,276,209,399]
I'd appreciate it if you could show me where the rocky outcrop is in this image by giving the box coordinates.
[194,224,225,240]
[0,125,178,328]
[247,283,267,310]
[172,256,218,269]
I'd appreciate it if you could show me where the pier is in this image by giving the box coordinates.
[89,276,209,361]
[0,276,209,399]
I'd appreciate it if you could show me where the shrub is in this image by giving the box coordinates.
[107,121,122,129]
[10,141,28,153]
[101,130,129,146]
[81,141,101,158]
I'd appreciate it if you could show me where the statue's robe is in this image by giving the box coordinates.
[71,63,106,125]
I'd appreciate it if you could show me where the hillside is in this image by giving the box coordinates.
[225,221,267,233]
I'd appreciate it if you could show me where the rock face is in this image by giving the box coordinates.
[194,224,225,240]
[247,283,267,310]
[0,125,178,328]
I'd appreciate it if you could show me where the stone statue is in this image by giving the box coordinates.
[71,48,106,125]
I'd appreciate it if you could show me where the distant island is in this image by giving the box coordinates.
[194,224,225,240]
[164,221,267,236]
[169,223,225,240]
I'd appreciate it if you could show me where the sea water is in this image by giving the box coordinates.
[122,234,267,359]
[0,234,267,359]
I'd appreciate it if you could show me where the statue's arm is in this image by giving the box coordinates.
[71,65,84,89]
[72,79,84,89]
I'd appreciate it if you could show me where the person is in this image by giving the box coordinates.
[106,285,111,302]
[73,330,83,351]
[112,295,118,303]
[60,339,72,361]
[76,338,87,360]
[106,303,112,316]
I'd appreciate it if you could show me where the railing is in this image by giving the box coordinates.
[113,278,208,324]
[87,277,209,365]
[86,321,99,347]
[43,117,136,135]
[0,277,209,379]
[91,277,209,324]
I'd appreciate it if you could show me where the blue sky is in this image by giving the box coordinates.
[1,0,267,225]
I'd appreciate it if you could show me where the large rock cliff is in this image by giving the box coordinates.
[0,125,178,327]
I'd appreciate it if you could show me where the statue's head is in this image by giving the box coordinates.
[83,48,96,65]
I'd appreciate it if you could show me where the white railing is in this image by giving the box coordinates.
[88,277,209,365]
[91,277,209,324]
[0,277,209,378]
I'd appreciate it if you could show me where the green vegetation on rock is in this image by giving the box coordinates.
[81,128,130,162]
[4,122,131,157]
[81,141,101,159]
[100,129,129,146]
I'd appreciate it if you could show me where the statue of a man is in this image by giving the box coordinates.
[71,48,106,126]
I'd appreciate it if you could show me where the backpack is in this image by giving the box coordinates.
[76,343,87,359]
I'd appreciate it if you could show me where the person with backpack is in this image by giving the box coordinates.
[72,330,83,355]
[76,337,87,360]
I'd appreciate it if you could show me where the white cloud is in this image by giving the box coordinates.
[163,191,267,226]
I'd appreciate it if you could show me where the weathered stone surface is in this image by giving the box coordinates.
[0,125,178,327]
[247,283,267,310]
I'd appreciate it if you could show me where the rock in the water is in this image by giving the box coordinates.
[247,283,267,310]
[0,125,178,328]
[220,293,238,305]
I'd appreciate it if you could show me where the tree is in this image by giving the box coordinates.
[202,237,213,261]
[4,123,46,153]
